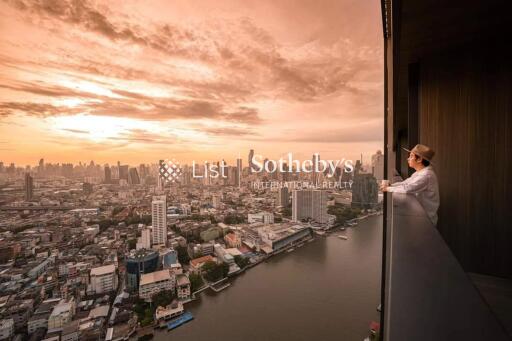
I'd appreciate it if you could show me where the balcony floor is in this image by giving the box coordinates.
[470,273,512,338]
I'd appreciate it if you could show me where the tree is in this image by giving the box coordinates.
[176,245,190,264]
[209,214,218,224]
[140,308,153,327]
[221,262,229,277]
[189,273,204,292]
[133,299,152,326]
[234,255,250,269]
[127,239,137,250]
[282,207,292,217]
[202,261,228,282]
[223,213,245,225]
[327,204,361,224]
[151,290,174,308]
[98,219,113,231]
[112,206,125,216]
[140,215,152,225]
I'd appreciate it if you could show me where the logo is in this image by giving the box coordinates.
[159,159,182,183]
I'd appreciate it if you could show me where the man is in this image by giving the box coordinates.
[381,144,440,225]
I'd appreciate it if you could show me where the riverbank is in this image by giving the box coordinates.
[152,215,383,341]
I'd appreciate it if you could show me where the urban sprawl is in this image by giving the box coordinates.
[0,150,384,341]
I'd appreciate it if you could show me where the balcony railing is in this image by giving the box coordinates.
[383,192,509,340]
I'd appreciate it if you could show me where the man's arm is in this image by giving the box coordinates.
[387,174,429,194]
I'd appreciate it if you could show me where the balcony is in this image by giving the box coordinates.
[383,192,510,340]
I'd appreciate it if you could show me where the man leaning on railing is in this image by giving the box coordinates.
[380,144,440,226]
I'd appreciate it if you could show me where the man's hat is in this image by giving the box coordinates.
[402,144,435,162]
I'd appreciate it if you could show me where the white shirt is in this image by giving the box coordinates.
[387,166,440,225]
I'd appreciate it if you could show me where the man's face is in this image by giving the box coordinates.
[407,152,420,168]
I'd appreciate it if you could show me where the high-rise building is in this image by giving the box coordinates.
[277,187,289,207]
[104,166,112,184]
[138,164,148,180]
[351,173,378,209]
[128,167,140,185]
[24,173,33,201]
[157,172,165,191]
[38,158,44,174]
[312,153,320,185]
[371,150,384,181]
[248,149,254,173]
[292,189,328,223]
[236,157,242,187]
[125,249,159,292]
[161,248,178,268]
[152,195,167,246]
[119,165,129,181]
[181,164,191,186]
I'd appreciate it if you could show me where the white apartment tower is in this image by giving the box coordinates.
[292,189,328,224]
[152,195,167,246]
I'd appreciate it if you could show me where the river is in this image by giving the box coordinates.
[154,215,382,341]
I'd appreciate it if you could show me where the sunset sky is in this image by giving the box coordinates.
[0,0,383,166]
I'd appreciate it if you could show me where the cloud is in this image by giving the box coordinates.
[4,0,381,104]
[250,120,384,143]
[0,0,383,160]
[0,80,262,123]
[105,129,185,145]
[61,128,88,134]
[0,102,81,117]
[202,126,256,137]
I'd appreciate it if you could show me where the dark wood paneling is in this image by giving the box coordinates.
[419,45,512,278]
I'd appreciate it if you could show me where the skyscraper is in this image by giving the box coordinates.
[119,165,129,182]
[351,174,378,209]
[104,165,112,184]
[38,158,44,174]
[248,149,254,173]
[292,189,328,223]
[236,157,242,187]
[312,153,320,185]
[128,167,140,185]
[157,172,165,191]
[371,150,384,181]
[152,195,167,246]
[24,173,33,201]
[138,164,148,180]
[277,187,289,207]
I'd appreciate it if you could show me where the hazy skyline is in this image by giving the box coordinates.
[0,0,383,165]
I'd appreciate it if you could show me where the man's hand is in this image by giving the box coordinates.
[379,180,390,192]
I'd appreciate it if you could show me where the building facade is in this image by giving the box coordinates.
[139,270,175,302]
[89,264,118,295]
[152,195,167,246]
[292,190,328,224]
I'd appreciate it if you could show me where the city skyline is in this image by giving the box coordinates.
[0,0,383,165]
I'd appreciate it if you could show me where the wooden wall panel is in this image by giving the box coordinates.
[419,46,512,278]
